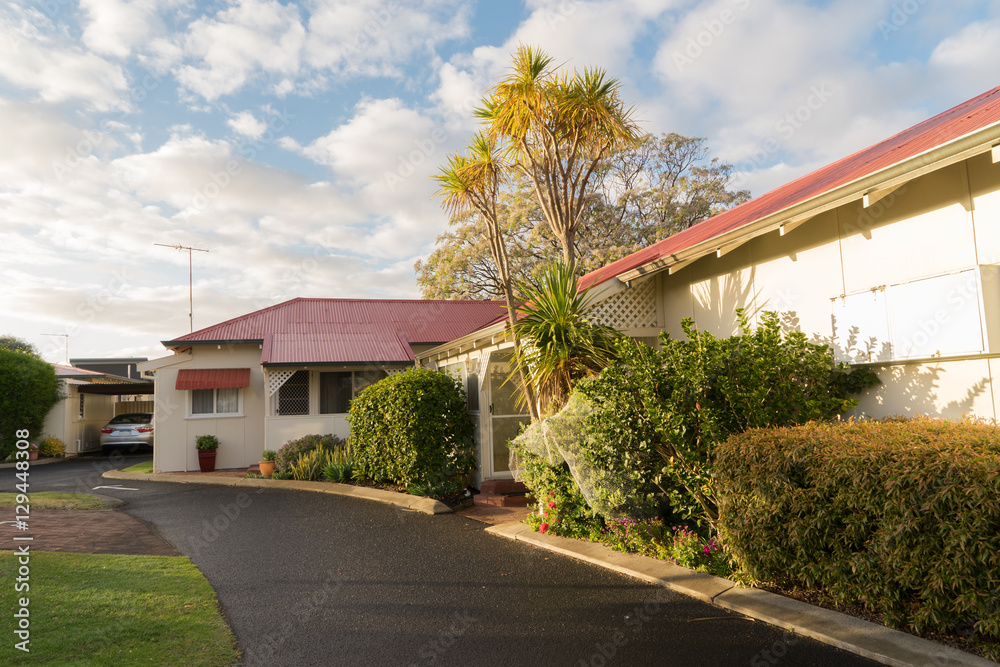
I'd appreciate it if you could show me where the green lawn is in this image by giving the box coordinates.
[0,551,239,665]
[120,461,154,474]
[0,492,108,510]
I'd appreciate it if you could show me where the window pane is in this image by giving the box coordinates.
[216,388,239,414]
[353,369,388,396]
[320,372,352,414]
[277,370,310,415]
[192,389,214,414]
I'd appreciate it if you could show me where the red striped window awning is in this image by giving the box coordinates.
[175,368,251,391]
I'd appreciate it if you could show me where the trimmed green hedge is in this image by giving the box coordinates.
[0,349,62,461]
[716,418,1000,641]
[347,368,475,493]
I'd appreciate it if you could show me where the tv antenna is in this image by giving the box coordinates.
[41,333,69,364]
[155,243,210,332]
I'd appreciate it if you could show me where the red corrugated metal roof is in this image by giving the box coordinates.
[579,85,1000,290]
[166,298,506,365]
[175,368,251,390]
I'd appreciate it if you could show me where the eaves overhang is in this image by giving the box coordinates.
[617,119,1000,284]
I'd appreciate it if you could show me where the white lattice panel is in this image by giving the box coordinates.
[266,369,297,397]
[588,279,658,330]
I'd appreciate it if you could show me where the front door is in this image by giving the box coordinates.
[485,350,530,479]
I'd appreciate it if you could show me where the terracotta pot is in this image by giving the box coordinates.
[258,460,275,478]
[28,449,38,461]
[197,449,217,473]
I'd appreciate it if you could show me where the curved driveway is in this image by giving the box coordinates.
[11,457,876,667]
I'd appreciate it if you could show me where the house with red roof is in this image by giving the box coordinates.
[420,85,1000,488]
[140,298,505,473]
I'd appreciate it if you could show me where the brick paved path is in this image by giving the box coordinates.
[0,509,180,556]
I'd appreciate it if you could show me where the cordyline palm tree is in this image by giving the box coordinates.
[514,261,619,417]
[434,134,540,421]
[478,45,642,271]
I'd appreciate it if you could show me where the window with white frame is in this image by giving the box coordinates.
[191,387,241,416]
[832,267,988,363]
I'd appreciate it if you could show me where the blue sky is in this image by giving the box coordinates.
[1,0,997,363]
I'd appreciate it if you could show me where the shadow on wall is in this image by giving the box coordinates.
[781,311,990,420]
[690,267,762,336]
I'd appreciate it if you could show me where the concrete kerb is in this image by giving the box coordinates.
[0,457,71,469]
[102,469,452,515]
[485,522,998,667]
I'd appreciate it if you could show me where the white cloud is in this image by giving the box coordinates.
[175,0,306,100]
[227,110,268,139]
[0,6,129,111]
[79,0,164,59]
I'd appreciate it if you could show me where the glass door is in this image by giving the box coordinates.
[485,350,530,479]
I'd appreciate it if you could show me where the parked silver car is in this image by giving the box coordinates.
[100,413,154,453]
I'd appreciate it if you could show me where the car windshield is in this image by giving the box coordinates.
[109,414,152,425]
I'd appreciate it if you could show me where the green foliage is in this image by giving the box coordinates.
[514,260,620,415]
[0,335,41,358]
[716,418,1000,644]
[578,311,879,528]
[37,436,65,458]
[194,434,219,451]
[289,448,331,482]
[0,349,62,461]
[348,368,476,488]
[417,134,749,301]
[518,453,602,539]
[322,441,356,483]
[271,470,292,480]
[275,434,344,475]
[597,520,731,577]
[260,449,277,462]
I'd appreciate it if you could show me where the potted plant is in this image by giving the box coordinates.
[195,435,220,472]
[27,442,39,461]
[258,449,277,478]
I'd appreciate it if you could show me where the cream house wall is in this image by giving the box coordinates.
[656,153,1000,421]
[43,383,115,455]
[148,346,265,473]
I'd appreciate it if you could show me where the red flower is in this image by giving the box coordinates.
[547,501,556,509]
[540,522,549,533]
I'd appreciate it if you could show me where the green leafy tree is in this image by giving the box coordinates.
[0,335,41,359]
[434,133,539,420]
[416,133,749,300]
[0,349,63,460]
[478,45,642,270]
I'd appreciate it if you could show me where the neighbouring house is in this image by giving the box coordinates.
[419,85,1000,488]
[140,298,506,473]
[44,362,153,455]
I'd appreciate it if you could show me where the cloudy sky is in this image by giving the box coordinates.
[2,0,997,363]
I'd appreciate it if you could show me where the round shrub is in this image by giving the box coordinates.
[275,434,344,475]
[0,349,62,461]
[37,436,65,458]
[347,368,475,490]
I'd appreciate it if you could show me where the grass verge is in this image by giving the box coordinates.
[120,461,154,474]
[0,493,107,510]
[0,551,239,665]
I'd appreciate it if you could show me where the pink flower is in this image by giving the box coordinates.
[547,501,556,509]
[540,522,549,533]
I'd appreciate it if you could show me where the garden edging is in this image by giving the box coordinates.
[101,469,452,515]
[485,522,997,667]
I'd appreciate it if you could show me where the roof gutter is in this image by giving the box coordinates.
[618,120,1000,284]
